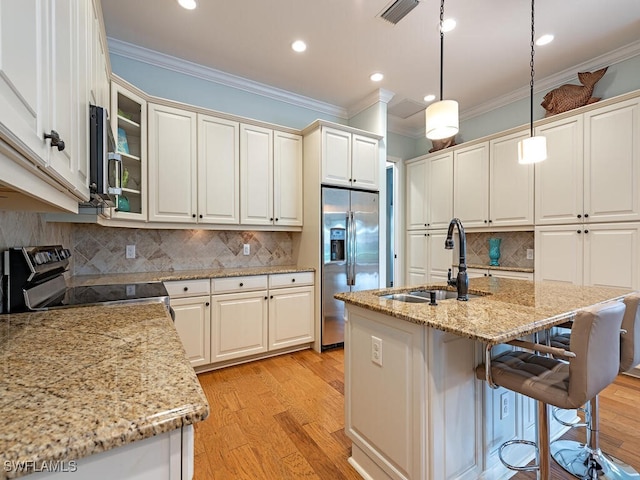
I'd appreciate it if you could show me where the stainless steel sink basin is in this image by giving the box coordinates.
[380,289,484,303]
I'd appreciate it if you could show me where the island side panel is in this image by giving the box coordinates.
[345,305,426,480]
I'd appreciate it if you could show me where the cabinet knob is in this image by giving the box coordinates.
[205,302,210,307]
[584,229,589,234]
[484,220,488,223]
[577,230,582,234]
[264,296,268,300]
[353,179,357,183]
[239,282,244,287]
[44,130,65,151]
[275,218,279,222]
[584,213,589,218]
[270,217,274,221]
[192,214,196,218]
[349,178,352,182]
[199,214,203,219]
[291,278,296,283]
[424,223,427,227]
[183,287,188,291]
[270,295,273,299]
[488,220,493,223]
[577,214,582,219]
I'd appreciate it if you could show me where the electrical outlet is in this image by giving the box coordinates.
[526,248,534,260]
[371,336,383,367]
[126,245,136,259]
[243,244,250,255]
[500,392,510,419]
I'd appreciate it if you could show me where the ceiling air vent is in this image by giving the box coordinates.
[379,0,420,25]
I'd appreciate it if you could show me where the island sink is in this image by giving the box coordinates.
[380,289,483,303]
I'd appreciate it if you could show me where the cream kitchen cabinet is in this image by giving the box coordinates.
[198,114,240,224]
[489,130,534,226]
[240,125,303,226]
[535,223,640,289]
[453,142,490,228]
[268,272,314,350]
[89,0,110,109]
[165,279,212,368]
[405,152,453,231]
[466,267,533,281]
[321,126,379,191]
[535,98,640,225]
[111,80,147,220]
[405,230,454,285]
[148,103,197,223]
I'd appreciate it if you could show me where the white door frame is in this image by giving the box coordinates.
[387,156,405,287]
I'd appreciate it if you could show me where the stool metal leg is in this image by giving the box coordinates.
[539,401,550,480]
[551,396,640,479]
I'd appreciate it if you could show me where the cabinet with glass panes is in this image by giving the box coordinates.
[110,77,147,220]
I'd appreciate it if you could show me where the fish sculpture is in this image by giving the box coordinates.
[429,135,456,153]
[541,67,608,117]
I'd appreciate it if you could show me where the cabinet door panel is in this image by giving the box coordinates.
[406,231,427,286]
[428,231,454,282]
[198,115,240,224]
[406,159,427,230]
[240,124,273,225]
[454,143,489,228]
[321,127,351,187]
[211,291,268,362]
[351,134,379,190]
[428,152,453,229]
[274,131,303,226]
[534,227,583,284]
[0,0,48,164]
[269,286,314,350]
[148,104,197,222]
[585,99,640,223]
[171,296,211,368]
[584,224,639,289]
[535,116,584,224]
[490,131,534,226]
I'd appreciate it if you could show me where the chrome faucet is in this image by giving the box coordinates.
[445,218,469,301]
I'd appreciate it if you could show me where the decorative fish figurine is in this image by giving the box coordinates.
[541,67,608,117]
[429,135,456,153]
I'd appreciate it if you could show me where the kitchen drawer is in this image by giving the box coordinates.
[164,279,211,298]
[269,271,314,289]
[212,275,268,294]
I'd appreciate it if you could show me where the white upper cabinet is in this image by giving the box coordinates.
[240,124,274,225]
[148,103,197,223]
[427,151,454,229]
[321,126,379,191]
[489,130,534,226]
[198,115,240,224]
[90,0,109,109]
[406,158,428,230]
[584,98,640,223]
[534,116,584,225]
[273,131,303,227]
[454,142,489,228]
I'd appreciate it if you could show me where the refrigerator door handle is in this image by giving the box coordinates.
[347,211,356,286]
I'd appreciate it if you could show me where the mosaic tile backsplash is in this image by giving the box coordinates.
[72,225,296,275]
[465,231,534,269]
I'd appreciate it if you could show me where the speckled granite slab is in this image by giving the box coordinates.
[0,303,209,479]
[335,277,636,345]
[68,265,315,287]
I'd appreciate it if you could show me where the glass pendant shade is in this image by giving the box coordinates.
[518,135,547,164]
[425,100,459,140]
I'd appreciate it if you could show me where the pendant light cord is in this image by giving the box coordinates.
[529,0,535,137]
[439,0,445,102]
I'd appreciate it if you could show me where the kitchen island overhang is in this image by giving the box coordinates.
[336,277,637,480]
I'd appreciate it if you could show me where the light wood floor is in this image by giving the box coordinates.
[194,348,640,480]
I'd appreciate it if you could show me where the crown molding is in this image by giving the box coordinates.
[107,37,349,119]
[387,119,423,138]
[461,40,640,122]
[347,88,396,118]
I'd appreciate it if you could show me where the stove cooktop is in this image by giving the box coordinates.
[39,282,170,309]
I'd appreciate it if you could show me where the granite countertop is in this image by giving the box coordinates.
[0,303,209,479]
[68,265,315,287]
[335,277,636,345]
[466,264,534,273]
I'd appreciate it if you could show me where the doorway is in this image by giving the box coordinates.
[386,157,404,288]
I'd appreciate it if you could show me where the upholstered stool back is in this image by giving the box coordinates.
[620,293,640,372]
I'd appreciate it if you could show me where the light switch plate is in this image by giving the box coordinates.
[126,245,136,259]
[526,249,534,260]
[243,244,250,255]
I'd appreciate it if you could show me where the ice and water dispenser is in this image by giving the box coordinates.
[330,228,346,261]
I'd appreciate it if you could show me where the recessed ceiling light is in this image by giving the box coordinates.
[370,72,384,82]
[536,34,554,46]
[291,40,307,53]
[441,18,456,33]
[424,94,436,102]
[177,0,197,9]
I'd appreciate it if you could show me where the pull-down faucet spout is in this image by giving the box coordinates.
[444,218,469,301]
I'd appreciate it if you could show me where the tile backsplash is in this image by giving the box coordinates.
[465,231,534,269]
[72,225,297,275]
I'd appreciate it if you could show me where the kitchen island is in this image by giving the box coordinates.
[0,303,209,479]
[335,277,636,480]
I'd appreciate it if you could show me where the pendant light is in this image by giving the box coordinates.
[518,0,547,164]
[425,0,458,140]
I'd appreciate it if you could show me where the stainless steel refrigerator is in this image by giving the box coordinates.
[322,186,379,349]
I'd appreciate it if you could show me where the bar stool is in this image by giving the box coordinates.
[551,293,640,479]
[476,301,626,480]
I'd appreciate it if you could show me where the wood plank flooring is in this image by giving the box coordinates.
[194,348,640,479]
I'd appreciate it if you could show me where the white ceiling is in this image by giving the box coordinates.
[101,0,640,137]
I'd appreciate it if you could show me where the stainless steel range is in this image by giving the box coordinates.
[2,246,171,316]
